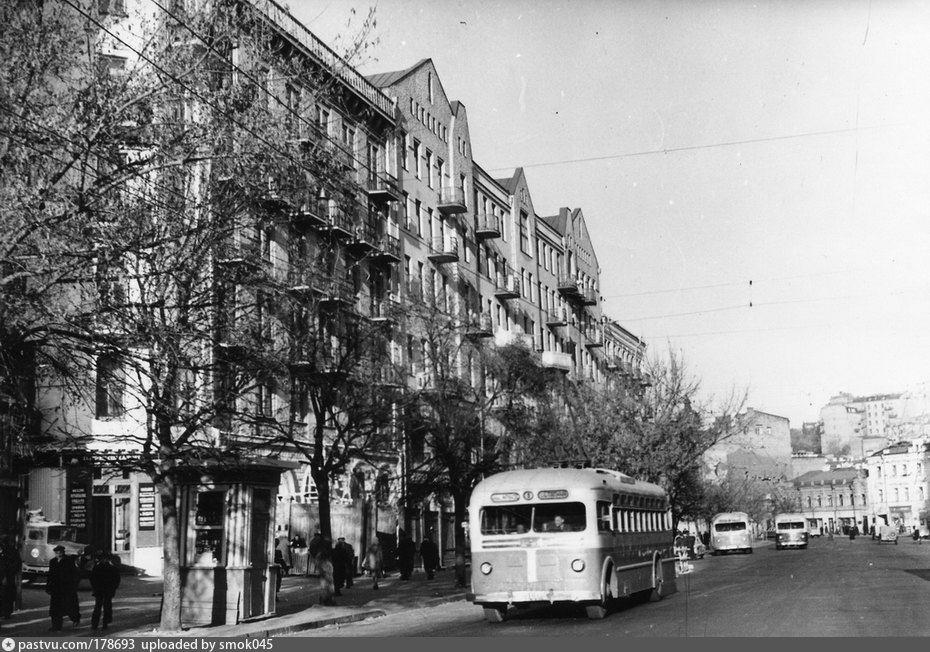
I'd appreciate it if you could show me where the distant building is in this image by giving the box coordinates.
[794,467,868,535]
[705,408,791,482]
[819,392,903,456]
[865,439,930,536]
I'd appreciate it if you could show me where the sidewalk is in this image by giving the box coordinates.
[124,569,469,638]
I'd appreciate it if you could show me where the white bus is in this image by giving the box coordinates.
[468,467,677,623]
[710,512,753,555]
[773,513,809,550]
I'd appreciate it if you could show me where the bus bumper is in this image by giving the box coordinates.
[469,589,603,605]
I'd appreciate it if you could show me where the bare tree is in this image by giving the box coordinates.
[1,0,380,631]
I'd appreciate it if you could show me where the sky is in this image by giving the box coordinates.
[290,0,930,428]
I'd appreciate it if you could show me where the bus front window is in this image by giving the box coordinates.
[534,502,586,533]
[480,506,532,535]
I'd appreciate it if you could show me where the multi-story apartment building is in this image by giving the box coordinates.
[865,439,930,536]
[20,1,406,621]
[820,392,902,456]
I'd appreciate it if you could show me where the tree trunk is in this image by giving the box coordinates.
[312,465,332,541]
[157,471,183,632]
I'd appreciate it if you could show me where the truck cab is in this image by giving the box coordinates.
[21,514,93,582]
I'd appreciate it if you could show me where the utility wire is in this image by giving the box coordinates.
[485,123,892,172]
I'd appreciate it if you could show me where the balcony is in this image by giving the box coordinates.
[289,194,327,230]
[557,275,583,299]
[365,172,401,203]
[286,269,316,296]
[437,186,467,215]
[581,286,598,306]
[348,222,378,254]
[373,365,404,389]
[546,307,569,327]
[368,295,399,325]
[542,351,573,373]
[465,312,494,338]
[314,278,355,306]
[370,233,401,264]
[585,331,603,348]
[321,204,355,239]
[427,235,459,264]
[494,273,521,300]
[475,213,501,240]
[215,242,263,279]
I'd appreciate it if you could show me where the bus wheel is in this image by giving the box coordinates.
[586,565,613,619]
[483,605,507,623]
[585,604,608,619]
[649,559,664,602]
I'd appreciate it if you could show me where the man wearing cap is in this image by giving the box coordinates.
[90,551,121,631]
[46,545,80,631]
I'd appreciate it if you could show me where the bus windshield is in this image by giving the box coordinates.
[777,521,805,530]
[480,502,586,534]
[714,522,747,532]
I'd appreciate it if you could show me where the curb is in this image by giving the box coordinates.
[250,610,388,637]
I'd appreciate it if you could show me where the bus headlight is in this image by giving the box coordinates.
[30,548,39,558]
[480,562,493,575]
[570,559,585,572]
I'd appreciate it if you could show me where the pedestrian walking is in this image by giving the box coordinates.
[0,535,22,622]
[46,545,80,631]
[343,539,355,588]
[308,531,322,576]
[332,537,349,596]
[317,537,335,605]
[364,537,383,590]
[89,551,120,631]
[396,531,416,580]
[419,533,440,580]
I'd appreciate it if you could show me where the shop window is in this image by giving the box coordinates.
[192,490,225,566]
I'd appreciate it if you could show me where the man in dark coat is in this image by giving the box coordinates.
[46,545,80,631]
[0,535,22,621]
[342,539,355,588]
[89,551,120,630]
[332,538,349,595]
[419,533,440,580]
[396,532,416,581]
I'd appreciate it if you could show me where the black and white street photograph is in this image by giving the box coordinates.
[1,0,929,640]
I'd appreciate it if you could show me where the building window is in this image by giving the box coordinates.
[95,355,124,418]
[806,496,812,508]
[519,211,530,254]
[414,140,422,179]
[192,490,225,566]
[426,149,434,188]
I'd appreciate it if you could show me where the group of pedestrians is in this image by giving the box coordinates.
[284,529,443,604]
[45,546,121,632]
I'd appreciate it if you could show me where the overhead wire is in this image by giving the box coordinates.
[63,0,379,222]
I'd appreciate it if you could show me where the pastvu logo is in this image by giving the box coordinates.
[2,637,15,651]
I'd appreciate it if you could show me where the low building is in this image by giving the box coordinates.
[794,467,868,535]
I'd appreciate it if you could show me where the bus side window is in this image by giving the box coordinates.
[597,501,611,532]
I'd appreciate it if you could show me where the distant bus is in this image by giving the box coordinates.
[773,513,809,550]
[468,467,677,623]
[710,512,753,555]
